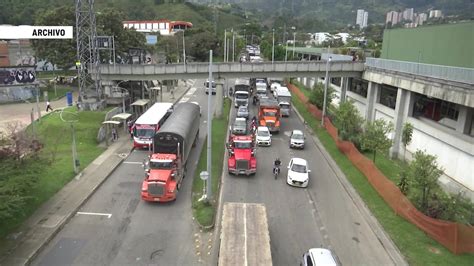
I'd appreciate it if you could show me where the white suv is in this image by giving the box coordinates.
[301,248,338,266]
[256,126,272,146]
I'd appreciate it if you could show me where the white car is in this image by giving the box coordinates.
[301,248,338,266]
[270,82,281,93]
[190,101,201,116]
[290,129,305,149]
[287,158,311,187]
[256,126,271,146]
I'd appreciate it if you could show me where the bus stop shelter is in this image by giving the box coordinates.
[102,120,121,146]
[111,113,133,133]
[131,99,150,116]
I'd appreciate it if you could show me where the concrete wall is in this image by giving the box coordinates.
[407,117,474,192]
[381,21,474,68]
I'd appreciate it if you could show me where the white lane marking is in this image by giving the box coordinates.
[244,204,248,266]
[123,161,143,165]
[77,212,112,218]
[179,96,190,103]
[186,87,197,95]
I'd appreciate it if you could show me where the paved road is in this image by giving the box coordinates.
[218,83,400,265]
[31,80,215,266]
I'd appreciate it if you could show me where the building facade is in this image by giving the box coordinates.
[356,9,368,28]
[122,19,193,36]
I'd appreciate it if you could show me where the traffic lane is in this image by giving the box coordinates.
[285,112,395,265]
[222,104,326,266]
[33,80,213,266]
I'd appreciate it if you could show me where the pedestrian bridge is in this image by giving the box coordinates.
[95,61,365,81]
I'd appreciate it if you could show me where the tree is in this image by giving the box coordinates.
[407,150,444,213]
[31,6,77,71]
[401,122,414,162]
[309,82,335,110]
[360,119,394,163]
[333,100,364,145]
[32,7,146,70]
[186,27,219,61]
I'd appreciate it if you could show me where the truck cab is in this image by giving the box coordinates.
[227,135,257,176]
[142,153,180,202]
[258,98,281,132]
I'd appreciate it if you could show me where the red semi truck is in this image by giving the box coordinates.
[141,102,200,202]
[227,134,257,176]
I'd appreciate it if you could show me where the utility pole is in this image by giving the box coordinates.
[232,28,235,62]
[272,28,275,64]
[224,29,227,62]
[321,56,332,127]
[182,30,186,71]
[206,50,213,200]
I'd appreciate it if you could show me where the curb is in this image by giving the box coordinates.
[292,105,408,266]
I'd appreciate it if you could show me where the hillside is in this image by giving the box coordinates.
[0,0,248,33]
[198,0,472,27]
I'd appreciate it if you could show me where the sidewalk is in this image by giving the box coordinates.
[0,90,77,134]
[0,81,192,265]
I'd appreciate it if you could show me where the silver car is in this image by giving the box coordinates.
[237,105,249,119]
[290,129,305,149]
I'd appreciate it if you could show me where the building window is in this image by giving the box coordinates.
[348,78,368,97]
[439,101,459,121]
[331,77,341,87]
[379,85,397,109]
[412,93,462,130]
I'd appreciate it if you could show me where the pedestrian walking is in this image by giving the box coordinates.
[112,127,118,141]
[46,101,53,112]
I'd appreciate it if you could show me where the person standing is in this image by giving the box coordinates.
[112,127,118,141]
[46,100,53,112]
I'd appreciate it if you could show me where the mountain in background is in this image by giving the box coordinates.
[192,0,472,28]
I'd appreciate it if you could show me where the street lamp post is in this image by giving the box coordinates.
[224,29,227,62]
[321,56,332,127]
[60,110,79,174]
[272,28,275,64]
[206,50,213,200]
[182,30,186,71]
[232,28,235,62]
[292,30,296,58]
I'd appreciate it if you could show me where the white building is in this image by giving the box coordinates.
[416,13,428,25]
[386,11,399,25]
[429,10,443,18]
[356,9,368,28]
[313,32,330,45]
[402,8,415,21]
[335,33,351,44]
[122,19,192,36]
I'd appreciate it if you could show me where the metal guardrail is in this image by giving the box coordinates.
[365,58,474,85]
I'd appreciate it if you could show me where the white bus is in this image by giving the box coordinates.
[132,102,173,149]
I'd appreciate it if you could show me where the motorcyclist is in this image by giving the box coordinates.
[273,158,281,179]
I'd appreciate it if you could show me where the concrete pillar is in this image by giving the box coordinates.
[390,88,411,159]
[309,77,315,89]
[365,81,379,122]
[215,82,224,118]
[340,77,349,103]
[456,106,472,134]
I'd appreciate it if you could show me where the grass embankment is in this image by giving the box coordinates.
[292,85,474,266]
[0,107,107,239]
[39,86,71,102]
[192,98,231,227]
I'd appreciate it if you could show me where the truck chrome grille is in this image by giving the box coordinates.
[148,183,165,196]
[236,160,249,170]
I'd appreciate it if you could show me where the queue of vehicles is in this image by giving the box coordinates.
[121,77,336,265]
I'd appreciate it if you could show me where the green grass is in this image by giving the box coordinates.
[39,86,72,102]
[0,107,106,239]
[192,98,231,227]
[291,88,474,266]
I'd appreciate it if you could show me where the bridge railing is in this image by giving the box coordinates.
[96,61,365,78]
[365,58,474,85]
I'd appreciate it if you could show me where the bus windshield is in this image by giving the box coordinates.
[135,128,155,138]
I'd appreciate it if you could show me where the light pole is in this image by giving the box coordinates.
[292,27,296,58]
[182,30,186,71]
[60,110,79,174]
[321,56,332,127]
[272,28,275,64]
[224,29,227,62]
[206,50,213,201]
[115,80,129,113]
[232,28,235,62]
